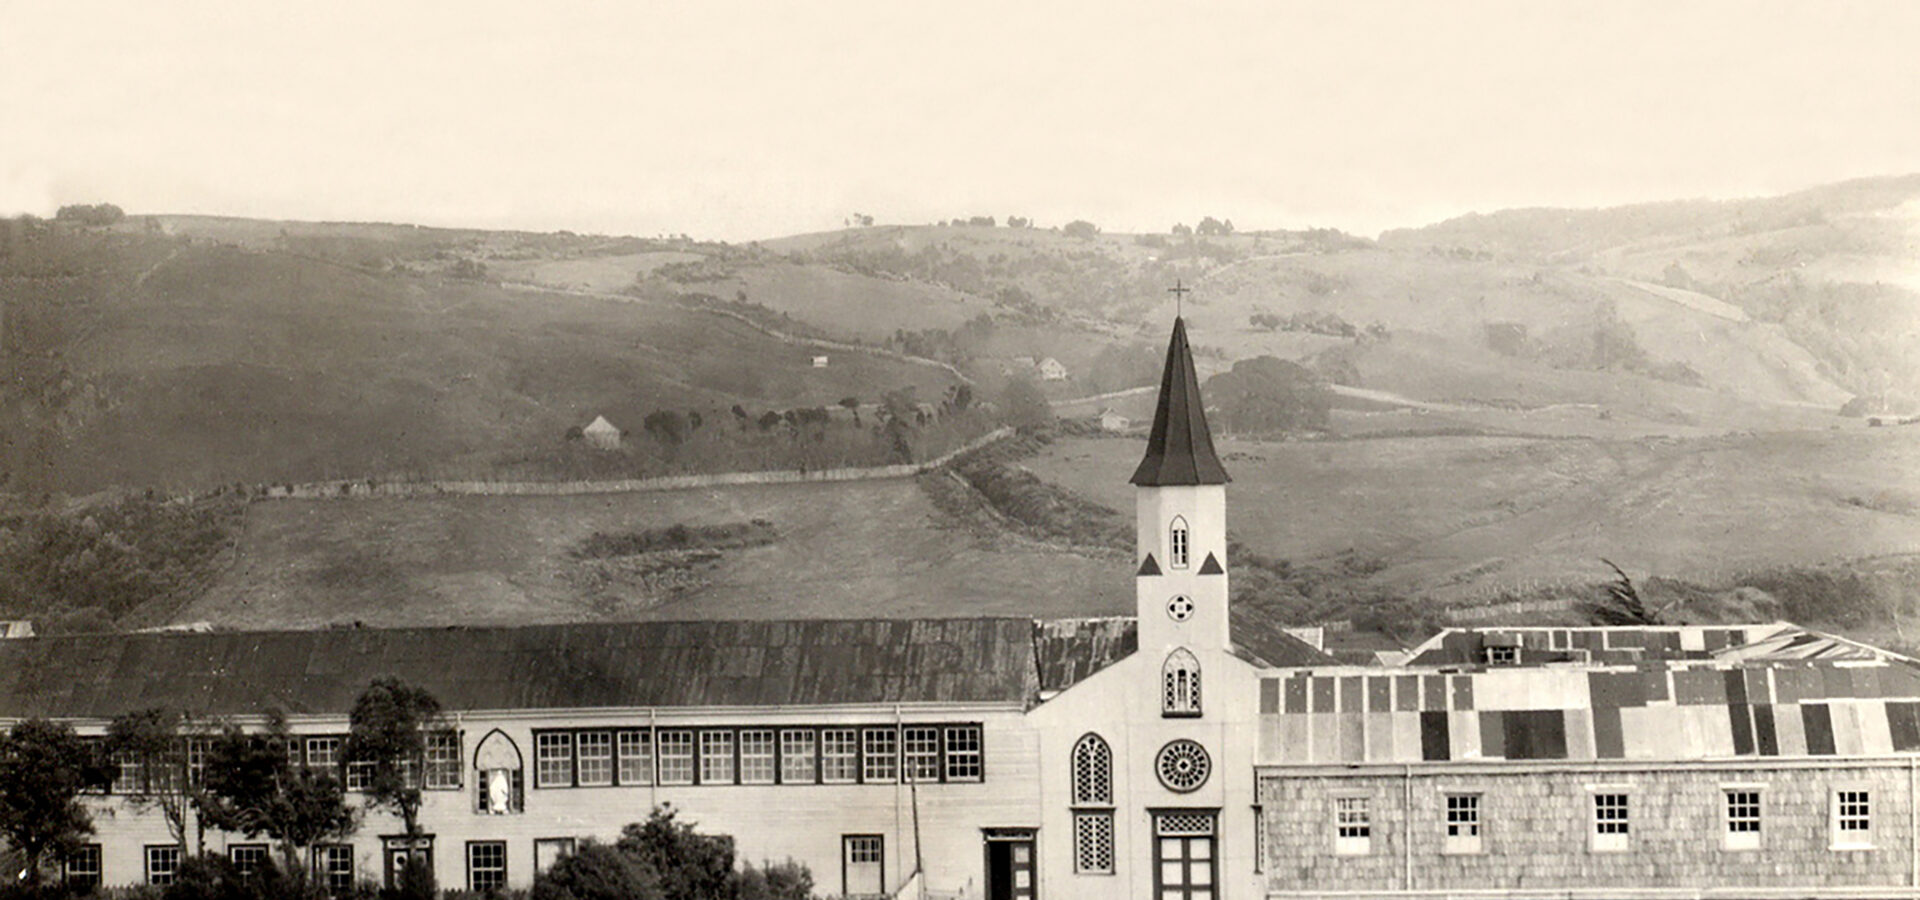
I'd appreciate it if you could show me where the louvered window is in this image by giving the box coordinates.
[1071,733,1114,875]
[1162,648,1202,717]
[1071,734,1111,805]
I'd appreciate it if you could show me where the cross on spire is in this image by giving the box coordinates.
[1168,279,1191,317]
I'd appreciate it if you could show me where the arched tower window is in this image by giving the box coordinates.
[1169,517,1190,569]
[1163,648,1202,717]
[1071,733,1112,805]
[1071,734,1115,874]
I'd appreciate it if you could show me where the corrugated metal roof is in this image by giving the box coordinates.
[1033,618,1136,693]
[0,618,1047,720]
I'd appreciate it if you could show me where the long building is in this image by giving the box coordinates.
[3,317,1917,899]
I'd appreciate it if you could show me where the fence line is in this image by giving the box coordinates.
[252,427,1015,501]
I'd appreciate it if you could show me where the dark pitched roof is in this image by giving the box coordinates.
[1198,553,1224,575]
[1229,611,1342,668]
[1130,317,1230,487]
[0,618,1046,720]
[1137,554,1161,576]
[1033,617,1137,693]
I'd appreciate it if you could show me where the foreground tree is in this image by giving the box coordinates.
[346,678,445,897]
[0,719,107,888]
[198,717,356,894]
[106,707,200,854]
[533,840,661,900]
[617,807,738,900]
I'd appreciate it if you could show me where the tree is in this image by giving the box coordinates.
[644,410,689,445]
[1061,220,1100,239]
[54,203,125,226]
[0,719,108,888]
[533,840,661,900]
[998,377,1053,430]
[346,678,444,897]
[106,707,199,854]
[1203,356,1331,435]
[617,807,737,900]
[756,411,782,432]
[198,719,356,893]
[1197,216,1231,236]
[1172,222,1193,237]
[1585,559,1664,626]
[838,396,861,425]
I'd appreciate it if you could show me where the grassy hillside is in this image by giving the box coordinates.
[0,228,966,495]
[177,476,1130,630]
[1025,429,1920,610]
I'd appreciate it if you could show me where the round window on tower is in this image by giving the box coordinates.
[1155,739,1211,793]
[1166,595,1194,622]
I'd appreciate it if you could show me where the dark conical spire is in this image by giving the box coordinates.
[1130,317,1229,486]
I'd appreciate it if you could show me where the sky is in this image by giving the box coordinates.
[6,0,1919,242]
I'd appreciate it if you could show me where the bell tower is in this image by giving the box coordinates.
[1130,315,1231,669]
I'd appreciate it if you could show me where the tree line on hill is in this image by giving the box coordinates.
[0,677,810,900]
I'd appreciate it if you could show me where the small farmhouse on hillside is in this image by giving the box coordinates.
[811,355,829,368]
[581,415,621,450]
[1038,357,1068,381]
[1097,407,1130,432]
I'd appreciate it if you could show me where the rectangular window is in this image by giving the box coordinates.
[425,731,462,790]
[64,844,102,890]
[536,732,574,788]
[314,844,354,893]
[862,728,897,783]
[113,749,144,794]
[1485,646,1518,666]
[618,731,653,786]
[467,841,507,892]
[943,726,982,782]
[535,838,576,875]
[186,738,212,787]
[1444,794,1483,854]
[344,761,375,792]
[902,726,941,783]
[576,731,614,787]
[821,729,859,784]
[1725,789,1762,850]
[228,844,269,875]
[146,845,182,886]
[657,730,695,785]
[1592,793,1630,852]
[1834,790,1873,848]
[305,737,341,770]
[739,730,776,785]
[780,729,817,784]
[699,731,735,785]
[1073,810,1115,874]
[1334,796,1371,855]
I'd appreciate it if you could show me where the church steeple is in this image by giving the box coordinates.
[1130,317,1229,487]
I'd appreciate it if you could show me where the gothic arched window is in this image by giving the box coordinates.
[1071,733,1112,805]
[1163,648,1202,717]
[1169,517,1190,569]
[1071,734,1114,874]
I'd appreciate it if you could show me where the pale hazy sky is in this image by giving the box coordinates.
[7,0,1918,242]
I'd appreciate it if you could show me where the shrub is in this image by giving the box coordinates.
[532,840,661,900]
[733,859,812,900]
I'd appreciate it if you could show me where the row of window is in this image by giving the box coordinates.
[531,724,984,788]
[1326,787,1880,856]
[74,842,470,892]
[101,733,462,794]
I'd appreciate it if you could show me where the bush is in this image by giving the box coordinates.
[533,840,660,900]
[732,859,811,900]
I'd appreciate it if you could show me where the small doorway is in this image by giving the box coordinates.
[982,828,1036,900]
[382,836,434,891]
[841,834,884,897]
[1151,811,1217,900]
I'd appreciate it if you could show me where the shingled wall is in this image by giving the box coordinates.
[1257,763,1917,895]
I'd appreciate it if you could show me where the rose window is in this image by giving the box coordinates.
[1155,739,1210,792]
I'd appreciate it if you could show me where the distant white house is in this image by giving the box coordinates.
[582,415,621,450]
[811,355,829,368]
[1038,357,1068,381]
[1097,408,1130,432]
[0,620,34,639]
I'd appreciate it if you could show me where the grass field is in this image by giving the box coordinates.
[1023,428,1920,604]
[180,476,1130,629]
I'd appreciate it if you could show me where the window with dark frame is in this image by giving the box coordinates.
[534,837,577,875]
[467,841,507,892]
[575,731,613,786]
[1444,793,1483,854]
[228,844,270,875]
[781,729,817,784]
[64,844,102,890]
[313,844,354,893]
[425,731,462,790]
[535,732,573,788]
[1334,796,1371,855]
[522,723,983,788]
[1169,516,1190,569]
[739,730,777,785]
[146,845,181,886]
[617,731,652,786]
[822,728,859,783]
[1592,792,1630,852]
[658,730,695,785]
[1835,789,1872,848]
[862,728,898,783]
[698,730,735,784]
